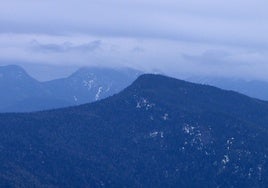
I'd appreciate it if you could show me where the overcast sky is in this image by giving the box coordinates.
[1,0,268,80]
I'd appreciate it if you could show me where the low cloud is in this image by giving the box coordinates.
[30,40,102,53]
[132,47,145,53]
[181,50,231,65]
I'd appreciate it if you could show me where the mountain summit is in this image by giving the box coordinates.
[0,74,267,187]
[0,65,51,111]
[44,66,142,104]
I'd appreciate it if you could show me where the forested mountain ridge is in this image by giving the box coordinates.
[0,74,267,187]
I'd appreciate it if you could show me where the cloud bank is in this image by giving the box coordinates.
[0,0,268,80]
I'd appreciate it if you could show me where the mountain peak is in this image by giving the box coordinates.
[134,74,178,83]
[0,65,34,81]
[129,74,192,92]
[0,64,25,73]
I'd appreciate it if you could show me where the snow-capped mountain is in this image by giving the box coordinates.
[0,65,142,112]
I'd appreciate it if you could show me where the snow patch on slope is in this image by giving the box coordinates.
[95,87,103,101]
[136,97,155,110]
[83,79,95,90]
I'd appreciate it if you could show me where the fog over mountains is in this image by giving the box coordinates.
[0,74,267,187]
[1,1,267,187]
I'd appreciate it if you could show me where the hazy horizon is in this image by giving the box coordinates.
[1,0,268,81]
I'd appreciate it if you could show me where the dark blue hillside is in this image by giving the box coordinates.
[0,74,267,187]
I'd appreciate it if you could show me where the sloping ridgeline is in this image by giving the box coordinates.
[0,74,267,187]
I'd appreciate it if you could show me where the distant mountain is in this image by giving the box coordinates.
[0,74,267,187]
[0,65,63,112]
[0,65,141,112]
[187,76,268,101]
[44,66,141,105]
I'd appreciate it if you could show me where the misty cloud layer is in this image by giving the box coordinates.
[1,0,268,80]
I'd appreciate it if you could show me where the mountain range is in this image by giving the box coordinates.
[0,65,141,112]
[2,64,268,113]
[0,74,267,187]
